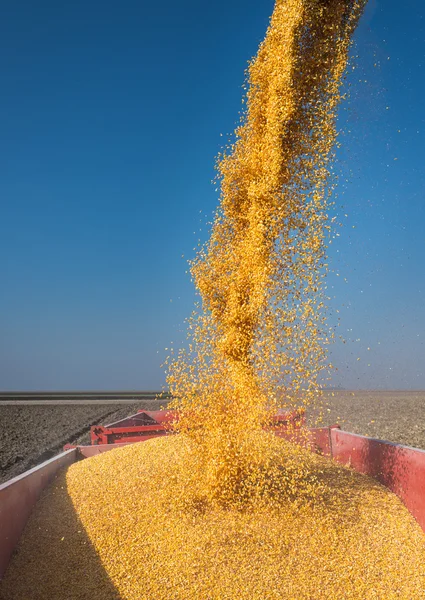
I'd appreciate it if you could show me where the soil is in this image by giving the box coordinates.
[0,400,162,484]
[1,390,424,484]
[314,390,425,449]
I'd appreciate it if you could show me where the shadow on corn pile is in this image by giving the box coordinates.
[0,469,122,600]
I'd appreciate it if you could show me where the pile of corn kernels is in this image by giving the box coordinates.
[2,435,425,599]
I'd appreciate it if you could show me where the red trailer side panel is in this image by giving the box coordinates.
[91,409,305,445]
[0,449,77,579]
[331,429,425,533]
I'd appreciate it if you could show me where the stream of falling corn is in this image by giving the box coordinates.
[165,0,372,503]
[2,1,425,598]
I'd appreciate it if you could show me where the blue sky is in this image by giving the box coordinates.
[0,0,423,390]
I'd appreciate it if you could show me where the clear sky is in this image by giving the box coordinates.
[0,0,424,391]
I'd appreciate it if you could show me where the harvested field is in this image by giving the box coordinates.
[318,390,425,450]
[0,399,162,484]
[0,390,424,485]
